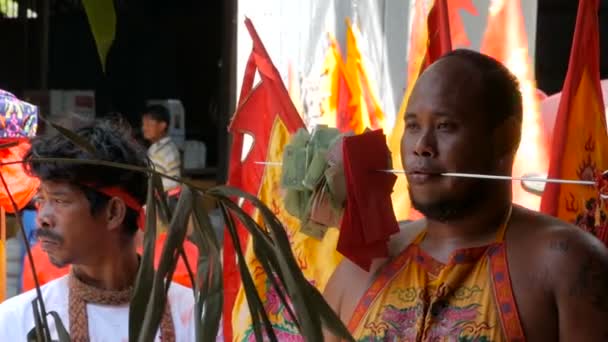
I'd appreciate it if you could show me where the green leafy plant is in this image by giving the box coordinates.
[2,121,354,342]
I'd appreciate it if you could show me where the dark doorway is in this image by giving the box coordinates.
[0,0,237,181]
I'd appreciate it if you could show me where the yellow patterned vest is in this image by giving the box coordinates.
[349,209,525,341]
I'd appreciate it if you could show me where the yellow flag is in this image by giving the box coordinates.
[343,19,386,134]
[232,118,343,341]
[317,35,342,128]
[540,0,608,243]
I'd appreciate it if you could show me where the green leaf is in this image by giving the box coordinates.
[190,191,223,342]
[82,0,117,72]
[27,300,44,342]
[219,203,277,342]
[38,116,97,155]
[209,186,354,341]
[138,187,192,342]
[153,175,171,227]
[252,239,299,329]
[129,176,158,342]
[47,311,71,342]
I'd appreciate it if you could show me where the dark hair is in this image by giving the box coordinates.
[143,104,171,127]
[25,117,148,236]
[440,49,523,144]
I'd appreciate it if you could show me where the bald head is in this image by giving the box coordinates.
[401,49,523,221]
[421,49,522,138]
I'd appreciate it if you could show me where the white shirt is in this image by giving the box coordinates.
[148,136,181,191]
[0,275,196,341]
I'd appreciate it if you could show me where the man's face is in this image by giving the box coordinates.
[142,115,167,142]
[401,59,498,221]
[35,181,109,267]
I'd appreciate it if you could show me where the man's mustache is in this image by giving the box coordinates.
[34,229,64,244]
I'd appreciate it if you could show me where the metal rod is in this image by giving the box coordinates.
[441,172,595,185]
[256,162,596,186]
[254,161,282,166]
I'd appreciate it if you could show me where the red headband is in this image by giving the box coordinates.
[83,184,146,230]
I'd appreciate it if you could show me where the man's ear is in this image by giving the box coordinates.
[105,198,127,232]
[160,121,169,133]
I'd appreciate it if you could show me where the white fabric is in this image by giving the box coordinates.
[148,136,182,191]
[0,275,196,341]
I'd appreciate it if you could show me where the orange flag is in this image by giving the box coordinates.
[448,0,477,48]
[540,0,608,243]
[389,0,454,221]
[481,0,548,212]
[318,34,353,131]
[481,0,548,210]
[344,19,386,134]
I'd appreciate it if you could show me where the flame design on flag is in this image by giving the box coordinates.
[540,0,608,243]
[481,0,548,211]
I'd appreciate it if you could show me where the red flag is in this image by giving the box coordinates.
[390,0,453,222]
[448,0,477,47]
[540,0,608,242]
[223,18,305,340]
[422,0,452,70]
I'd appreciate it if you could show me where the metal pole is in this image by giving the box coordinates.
[40,0,49,90]
[19,0,29,96]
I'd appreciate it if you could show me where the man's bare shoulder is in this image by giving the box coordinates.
[510,206,608,289]
[511,207,608,338]
[323,219,425,324]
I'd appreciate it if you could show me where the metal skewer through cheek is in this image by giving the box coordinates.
[256,162,596,185]
[380,169,595,186]
[255,161,607,198]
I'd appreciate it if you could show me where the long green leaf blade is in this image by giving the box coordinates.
[138,187,192,342]
[219,203,277,342]
[47,311,71,342]
[129,175,158,342]
[190,191,223,342]
[209,186,354,341]
[39,115,97,155]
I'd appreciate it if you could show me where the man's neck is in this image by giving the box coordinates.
[72,240,139,291]
[423,196,513,249]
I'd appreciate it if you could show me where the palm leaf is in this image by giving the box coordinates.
[214,191,320,340]
[0,171,58,342]
[138,186,193,342]
[8,153,355,341]
[47,311,70,341]
[129,175,158,342]
[209,186,354,341]
[219,202,277,342]
[38,115,97,155]
[190,191,223,342]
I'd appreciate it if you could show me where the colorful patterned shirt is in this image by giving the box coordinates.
[349,210,525,341]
